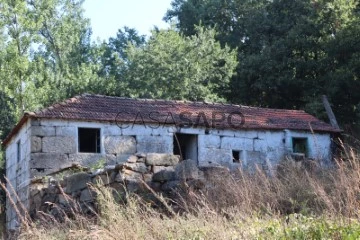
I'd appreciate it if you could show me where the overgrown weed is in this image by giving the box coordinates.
[3,146,360,239]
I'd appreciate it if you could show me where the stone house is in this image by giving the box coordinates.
[2,94,340,229]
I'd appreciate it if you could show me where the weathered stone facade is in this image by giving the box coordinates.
[5,120,31,230]
[5,118,333,230]
[29,155,204,220]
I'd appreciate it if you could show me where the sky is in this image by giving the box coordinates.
[83,0,173,41]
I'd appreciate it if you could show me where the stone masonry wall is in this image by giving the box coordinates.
[29,119,332,178]
[5,120,31,230]
[198,129,332,169]
[6,118,332,230]
[29,119,174,178]
[29,154,206,219]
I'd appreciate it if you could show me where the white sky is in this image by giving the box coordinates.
[83,0,173,41]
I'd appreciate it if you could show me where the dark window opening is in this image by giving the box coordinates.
[232,150,241,163]
[78,128,101,153]
[17,140,21,163]
[292,138,308,156]
[173,133,198,162]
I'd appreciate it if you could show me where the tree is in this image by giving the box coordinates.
[0,0,38,118]
[324,14,360,131]
[0,23,16,172]
[0,91,16,167]
[164,0,269,49]
[98,27,146,94]
[165,0,360,129]
[0,0,107,171]
[29,0,101,104]
[122,27,238,101]
[234,0,333,107]
[0,0,100,116]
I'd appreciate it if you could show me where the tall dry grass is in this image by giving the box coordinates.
[186,148,360,219]
[190,159,360,218]
[4,147,360,239]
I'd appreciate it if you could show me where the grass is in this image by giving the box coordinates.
[4,146,360,239]
[16,197,360,239]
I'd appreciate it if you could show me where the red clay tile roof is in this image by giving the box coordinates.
[2,94,340,146]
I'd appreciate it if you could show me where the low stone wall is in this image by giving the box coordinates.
[28,153,210,219]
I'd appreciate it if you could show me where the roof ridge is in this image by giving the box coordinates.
[34,93,310,117]
[82,94,306,111]
[85,94,311,113]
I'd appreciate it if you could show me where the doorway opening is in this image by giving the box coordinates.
[173,133,198,162]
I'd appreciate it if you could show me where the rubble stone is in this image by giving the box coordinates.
[137,157,145,163]
[114,173,124,182]
[118,154,134,163]
[153,166,174,174]
[152,169,176,182]
[93,174,113,185]
[175,160,199,180]
[127,155,138,163]
[146,153,180,166]
[124,162,148,174]
[65,172,91,194]
[80,189,96,202]
[161,180,180,192]
[69,154,104,166]
[123,169,143,180]
[27,153,215,224]
[126,179,143,192]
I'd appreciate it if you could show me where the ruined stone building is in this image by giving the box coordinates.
[2,94,340,229]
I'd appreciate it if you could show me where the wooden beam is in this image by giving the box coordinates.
[322,95,340,130]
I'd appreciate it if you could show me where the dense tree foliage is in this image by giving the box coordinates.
[0,0,97,166]
[95,27,147,96]
[0,0,100,118]
[123,27,237,101]
[0,0,359,153]
[165,0,360,131]
[324,16,360,131]
[2,0,359,215]
[0,1,237,148]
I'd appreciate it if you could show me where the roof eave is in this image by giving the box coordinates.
[2,112,342,148]
[1,112,35,147]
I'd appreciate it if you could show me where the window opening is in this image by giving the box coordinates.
[78,128,101,153]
